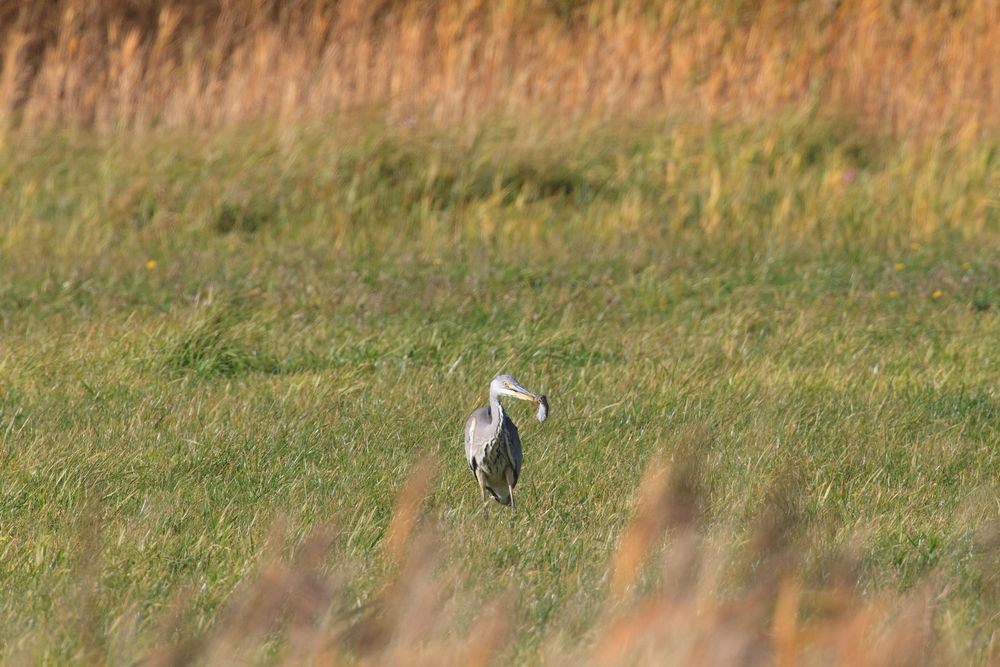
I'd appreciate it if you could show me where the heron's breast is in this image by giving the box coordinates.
[480,429,512,475]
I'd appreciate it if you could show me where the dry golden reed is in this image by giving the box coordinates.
[124,454,966,667]
[0,0,997,138]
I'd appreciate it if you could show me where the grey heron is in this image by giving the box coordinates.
[464,374,548,514]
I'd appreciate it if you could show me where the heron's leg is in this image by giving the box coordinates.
[505,468,516,513]
[476,469,488,519]
[476,469,487,503]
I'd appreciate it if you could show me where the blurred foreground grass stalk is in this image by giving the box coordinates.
[102,453,990,666]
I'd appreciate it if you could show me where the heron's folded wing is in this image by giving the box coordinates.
[465,412,485,471]
[504,419,523,485]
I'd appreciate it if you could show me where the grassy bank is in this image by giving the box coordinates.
[0,114,998,662]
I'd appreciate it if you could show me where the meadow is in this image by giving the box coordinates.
[1,1,999,664]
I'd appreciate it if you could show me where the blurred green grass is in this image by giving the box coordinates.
[0,114,999,661]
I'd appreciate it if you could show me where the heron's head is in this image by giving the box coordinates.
[491,374,538,402]
[490,374,549,423]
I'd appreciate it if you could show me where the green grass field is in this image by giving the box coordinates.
[1,114,999,662]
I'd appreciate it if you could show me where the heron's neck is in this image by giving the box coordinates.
[488,387,505,426]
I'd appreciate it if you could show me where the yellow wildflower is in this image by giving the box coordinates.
[145,259,157,270]
[887,290,898,298]
[931,290,943,299]
[893,262,905,271]
[962,261,972,270]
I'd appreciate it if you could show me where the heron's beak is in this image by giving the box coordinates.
[505,381,539,402]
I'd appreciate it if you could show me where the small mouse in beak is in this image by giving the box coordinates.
[536,394,548,423]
